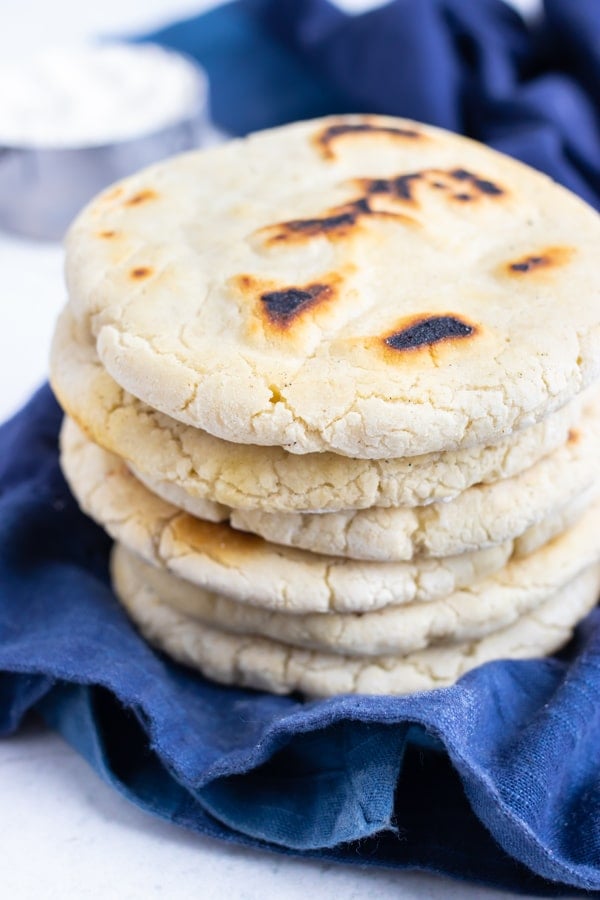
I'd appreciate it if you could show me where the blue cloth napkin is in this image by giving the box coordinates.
[3,0,600,894]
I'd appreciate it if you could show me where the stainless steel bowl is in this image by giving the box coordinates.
[0,53,209,241]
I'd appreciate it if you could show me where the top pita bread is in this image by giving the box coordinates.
[65,114,600,458]
[50,306,587,513]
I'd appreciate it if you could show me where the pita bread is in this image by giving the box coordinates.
[60,418,515,613]
[64,114,600,458]
[110,493,600,657]
[50,305,587,512]
[138,399,600,560]
[111,545,600,696]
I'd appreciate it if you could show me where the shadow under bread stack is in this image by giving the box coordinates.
[50,114,600,696]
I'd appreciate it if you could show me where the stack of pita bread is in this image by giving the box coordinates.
[50,114,600,696]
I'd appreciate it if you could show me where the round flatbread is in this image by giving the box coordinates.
[111,546,600,696]
[60,419,600,615]
[64,114,600,458]
[111,488,600,656]
[136,397,600,561]
[50,306,586,513]
[60,418,515,614]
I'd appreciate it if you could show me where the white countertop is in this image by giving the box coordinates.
[0,1,548,897]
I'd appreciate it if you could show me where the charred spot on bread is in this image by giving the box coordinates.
[384,315,477,352]
[315,120,425,159]
[505,247,575,275]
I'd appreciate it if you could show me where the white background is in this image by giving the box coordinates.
[0,1,553,898]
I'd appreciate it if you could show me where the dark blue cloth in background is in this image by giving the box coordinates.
[149,0,600,210]
[3,0,600,894]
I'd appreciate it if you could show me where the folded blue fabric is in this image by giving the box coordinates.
[3,0,600,894]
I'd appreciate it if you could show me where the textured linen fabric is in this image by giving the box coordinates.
[3,0,600,892]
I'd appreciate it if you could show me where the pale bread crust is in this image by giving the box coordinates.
[128,480,599,563]
[50,306,586,513]
[110,491,600,657]
[61,419,600,615]
[60,419,515,614]
[64,114,600,458]
[111,545,600,696]
[136,398,600,561]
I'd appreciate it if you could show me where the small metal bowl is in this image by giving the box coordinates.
[0,49,209,241]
